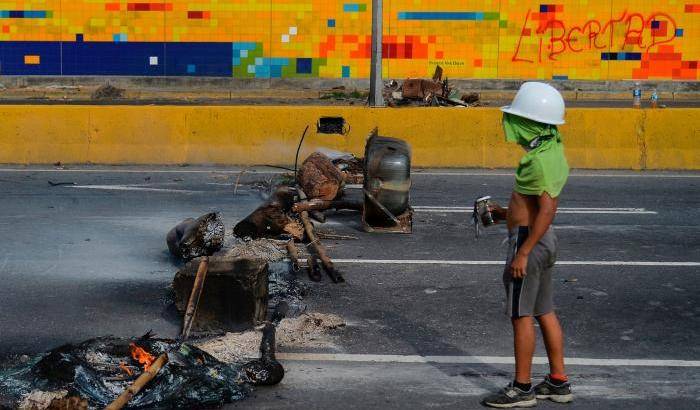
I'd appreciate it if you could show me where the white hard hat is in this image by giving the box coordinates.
[501,82,566,125]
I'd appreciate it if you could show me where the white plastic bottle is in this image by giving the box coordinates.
[633,82,642,109]
[650,89,658,109]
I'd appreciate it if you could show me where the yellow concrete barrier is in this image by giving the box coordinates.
[0,105,697,170]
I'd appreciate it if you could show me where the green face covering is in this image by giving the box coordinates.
[502,113,570,198]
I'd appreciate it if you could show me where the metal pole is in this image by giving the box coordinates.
[369,0,384,107]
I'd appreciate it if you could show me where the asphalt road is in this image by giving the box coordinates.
[0,166,698,409]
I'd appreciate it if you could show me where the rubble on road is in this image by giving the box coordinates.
[0,335,253,409]
[91,84,124,100]
[362,129,413,233]
[17,390,69,410]
[1,127,415,410]
[224,238,289,262]
[233,187,302,240]
[173,256,269,332]
[166,212,225,260]
[383,65,482,108]
[194,312,346,363]
[298,152,345,201]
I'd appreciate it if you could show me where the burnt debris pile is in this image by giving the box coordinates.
[0,335,251,409]
[383,65,482,107]
[1,127,413,410]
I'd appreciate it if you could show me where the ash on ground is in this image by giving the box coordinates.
[195,312,346,363]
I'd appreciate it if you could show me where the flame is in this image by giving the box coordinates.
[119,362,134,376]
[129,342,155,371]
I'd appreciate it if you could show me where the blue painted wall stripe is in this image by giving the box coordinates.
[398,11,498,21]
[0,10,49,18]
[0,41,232,76]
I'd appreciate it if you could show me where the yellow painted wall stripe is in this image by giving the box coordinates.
[0,106,696,170]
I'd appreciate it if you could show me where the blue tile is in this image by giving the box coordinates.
[75,34,84,42]
[232,42,257,51]
[342,66,350,78]
[269,57,289,66]
[270,65,282,78]
[164,43,232,76]
[297,58,312,74]
[187,64,196,74]
[327,19,336,28]
[343,4,360,12]
[651,20,660,29]
[255,64,271,78]
[676,28,684,37]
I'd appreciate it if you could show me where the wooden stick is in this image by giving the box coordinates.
[363,189,400,225]
[299,211,344,283]
[307,255,322,282]
[181,256,209,340]
[105,353,168,410]
[316,232,359,241]
[286,241,301,272]
[292,199,362,213]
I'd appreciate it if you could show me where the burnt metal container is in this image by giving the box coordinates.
[173,256,269,332]
[362,128,412,233]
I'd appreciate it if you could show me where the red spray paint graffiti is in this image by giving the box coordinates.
[512,9,678,63]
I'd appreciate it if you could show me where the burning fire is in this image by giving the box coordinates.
[129,342,156,371]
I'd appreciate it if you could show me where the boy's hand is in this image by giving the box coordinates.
[488,202,508,223]
[510,253,528,278]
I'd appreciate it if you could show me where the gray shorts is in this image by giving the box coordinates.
[503,226,558,318]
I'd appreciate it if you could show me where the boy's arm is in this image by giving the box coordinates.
[510,193,558,278]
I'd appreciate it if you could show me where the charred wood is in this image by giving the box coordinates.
[297,152,344,200]
[166,213,225,260]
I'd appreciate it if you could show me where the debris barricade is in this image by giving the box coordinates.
[383,65,482,108]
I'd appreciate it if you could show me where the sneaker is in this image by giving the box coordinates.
[534,376,573,403]
[482,383,537,408]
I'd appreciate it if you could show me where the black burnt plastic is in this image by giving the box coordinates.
[0,336,250,409]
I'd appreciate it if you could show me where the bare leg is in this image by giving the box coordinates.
[536,312,565,376]
[512,316,535,383]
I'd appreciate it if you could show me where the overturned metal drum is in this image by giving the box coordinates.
[362,128,413,233]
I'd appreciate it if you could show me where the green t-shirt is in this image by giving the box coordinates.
[502,113,569,198]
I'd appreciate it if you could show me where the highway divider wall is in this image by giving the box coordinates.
[0,106,696,170]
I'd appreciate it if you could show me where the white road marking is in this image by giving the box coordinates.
[70,185,204,194]
[413,206,658,215]
[0,168,698,178]
[333,259,700,267]
[277,353,700,367]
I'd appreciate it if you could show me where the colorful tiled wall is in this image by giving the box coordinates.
[0,1,697,80]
